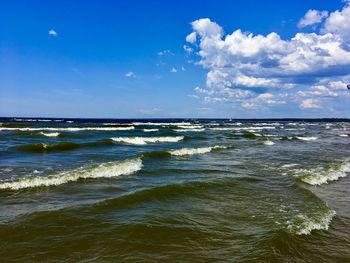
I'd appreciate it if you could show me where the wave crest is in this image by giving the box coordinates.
[111,136,184,145]
[0,158,142,190]
[169,145,226,156]
[294,160,350,185]
[287,210,336,235]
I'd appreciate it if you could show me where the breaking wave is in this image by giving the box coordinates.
[263,140,275,146]
[174,128,205,132]
[287,210,336,235]
[0,158,142,190]
[0,126,135,132]
[142,129,159,132]
[293,159,350,185]
[295,136,318,141]
[111,136,184,145]
[39,132,60,137]
[169,145,226,156]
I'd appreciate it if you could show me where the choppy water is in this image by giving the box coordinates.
[0,118,349,262]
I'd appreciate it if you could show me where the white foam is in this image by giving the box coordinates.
[296,136,318,141]
[111,136,184,145]
[288,210,336,235]
[339,134,348,137]
[0,126,135,132]
[169,145,226,156]
[210,126,275,131]
[39,132,60,137]
[263,140,275,146]
[142,128,159,132]
[0,158,142,190]
[132,122,192,126]
[174,128,205,132]
[281,163,299,168]
[295,160,350,185]
[176,125,204,129]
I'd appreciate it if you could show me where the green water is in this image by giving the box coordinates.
[0,119,349,262]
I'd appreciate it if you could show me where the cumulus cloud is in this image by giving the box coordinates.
[300,99,320,109]
[298,10,328,28]
[186,2,350,113]
[48,29,57,37]
[125,71,136,78]
[170,67,177,73]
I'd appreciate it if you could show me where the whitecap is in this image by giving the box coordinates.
[132,122,192,126]
[39,132,60,137]
[111,136,184,145]
[142,128,159,132]
[287,210,336,235]
[263,140,275,146]
[0,158,142,190]
[295,136,318,141]
[174,128,205,132]
[0,126,135,132]
[169,145,226,156]
[294,160,350,185]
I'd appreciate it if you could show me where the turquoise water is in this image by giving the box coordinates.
[0,118,349,262]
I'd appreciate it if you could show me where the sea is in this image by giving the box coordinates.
[0,117,349,262]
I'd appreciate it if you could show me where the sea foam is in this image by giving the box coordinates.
[169,145,226,156]
[294,160,350,185]
[39,132,60,137]
[0,126,135,132]
[111,136,184,145]
[0,158,142,190]
[287,210,336,235]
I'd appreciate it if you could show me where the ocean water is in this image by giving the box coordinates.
[0,118,349,262]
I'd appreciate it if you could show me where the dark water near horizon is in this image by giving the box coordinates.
[0,118,349,262]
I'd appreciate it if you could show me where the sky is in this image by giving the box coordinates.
[0,0,349,118]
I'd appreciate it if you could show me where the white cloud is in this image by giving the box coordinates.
[125,71,136,78]
[300,99,320,109]
[48,29,57,37]
[322,4,350,42]
[183,45,193,53]
[158,50,174,56]
[170,67,177,73]
[298,10,328,28]
[185,2,350,113]
[185,32,197,43]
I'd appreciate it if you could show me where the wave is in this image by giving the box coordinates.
[287,210,336,235]
[176,125,204,129]
[142,128,159,132]
[132,122,192,126]
[294,160,350,185]
[210,126,275,131]
[111,136,184,145]
[0,126,135,132]
[295,136,318,141]
[39,132,60,137]
[174,128,205,132]
[15,142,82,153]
[263,140,275,146]
[339,134,348,137]
[0,158,142,190]
[168,145,226,156]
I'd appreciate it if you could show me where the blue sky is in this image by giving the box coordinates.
[0,0,349,118]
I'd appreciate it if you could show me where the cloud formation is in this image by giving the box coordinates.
[48,29,57,37]
[186,2,350,113]
[298,10,328,28]
[125,71,136,78]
